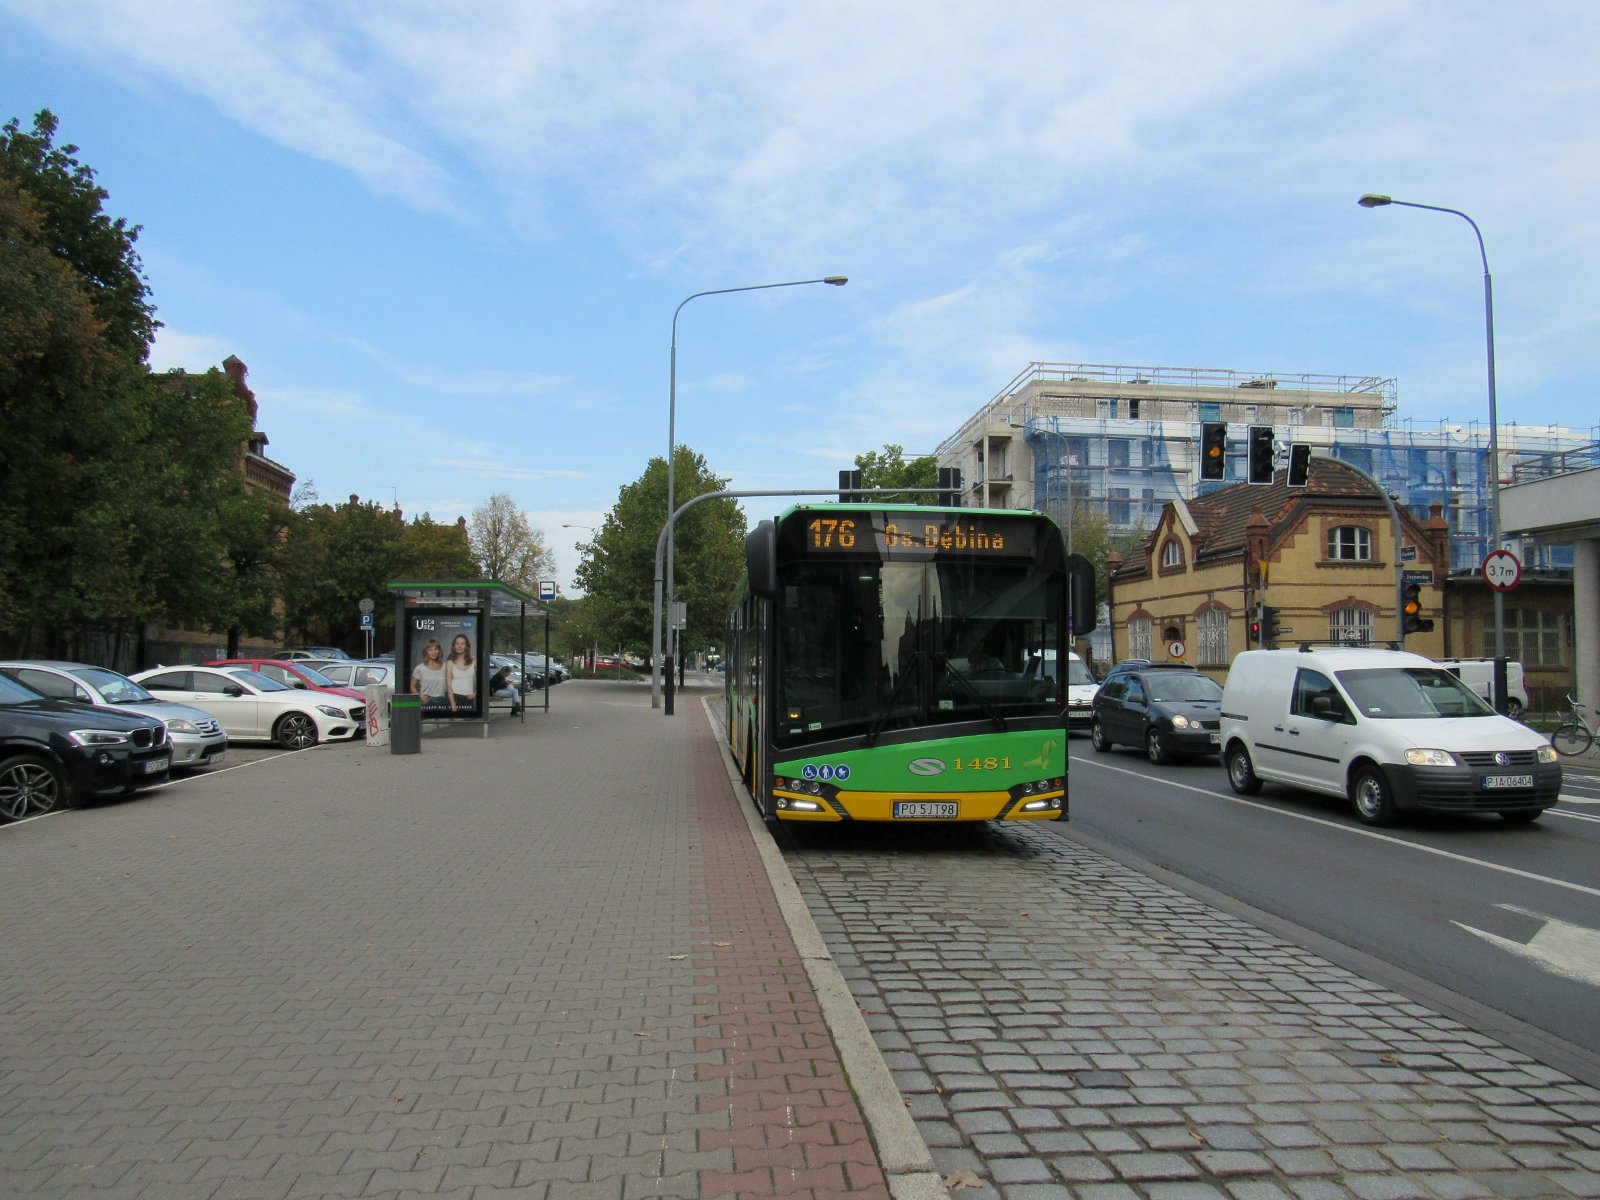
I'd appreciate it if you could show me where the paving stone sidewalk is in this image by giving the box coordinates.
[779,818,1600,1199]
[0,680,896,1200]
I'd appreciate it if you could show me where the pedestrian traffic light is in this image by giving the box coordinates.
[1200,422,1227,481]
[1259,605,1282,649]
[1286,443,1312,487]
[1401,582,1434,635]
[1247,425,1275,485]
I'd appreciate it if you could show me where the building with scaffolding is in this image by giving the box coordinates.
[937,361,1596,576]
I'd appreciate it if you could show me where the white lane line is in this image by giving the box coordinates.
[1071,755,1600,901]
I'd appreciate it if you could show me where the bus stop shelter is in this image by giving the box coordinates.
[387,579,552,739]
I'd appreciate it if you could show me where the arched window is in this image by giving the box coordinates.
[1161,539,1183,568]
[1326,526,1372,561]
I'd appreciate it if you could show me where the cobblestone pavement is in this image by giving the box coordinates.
[0,680,897,1200]
[778,819,1600,1199]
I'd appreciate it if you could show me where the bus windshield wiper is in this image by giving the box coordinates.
[941,657,1010,734]
[862,650,921,749]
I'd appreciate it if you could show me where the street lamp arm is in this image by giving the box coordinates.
[1357,195,1488,274]
[672,277,848,341]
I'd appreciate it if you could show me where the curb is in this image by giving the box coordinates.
[699,699,950,1200]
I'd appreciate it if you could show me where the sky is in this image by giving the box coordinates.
[5,2,1599,594]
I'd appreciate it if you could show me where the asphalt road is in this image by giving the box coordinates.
[1062,730,1600,1083]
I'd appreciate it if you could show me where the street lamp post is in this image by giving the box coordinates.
[1358,194,1507,710]
[653,275,848,711]
[562,524,599,670]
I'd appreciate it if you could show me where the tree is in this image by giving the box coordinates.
[468,493,554,595]
[853,443,939,504]
[400,513,479,580]
[575,448,746,658]
[1,110,156,362]
[279,496,408,652]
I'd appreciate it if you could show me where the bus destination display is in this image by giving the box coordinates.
[801,513,1036,558]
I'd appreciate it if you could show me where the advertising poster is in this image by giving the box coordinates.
[404,610,482,719]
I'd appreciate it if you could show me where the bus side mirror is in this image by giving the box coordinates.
[746,521,778,596]
[1067,552,1097,636]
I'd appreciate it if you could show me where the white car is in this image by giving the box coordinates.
[0,659,228,770]
[131,665,364,750]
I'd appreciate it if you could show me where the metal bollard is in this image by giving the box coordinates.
[389,696,421,754]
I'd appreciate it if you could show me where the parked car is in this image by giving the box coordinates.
[1,672,171,819]
[492,652,545,691]
[306,659,397,692]
[203,658,367,704]
[281,646,351,661]
[131,666,364,750]
[1219,646,1560,826]
[1433,657,1529,721]
[1092,664,1223,762]
[0,660,227,771]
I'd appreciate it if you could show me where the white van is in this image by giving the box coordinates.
[1219,646,1560,826]
[1027,649,1099,728]
[1433,657,1528,721]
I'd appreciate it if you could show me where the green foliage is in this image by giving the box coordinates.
[468,493,554,593]
[2,109,156,362]
[279,500,480,651]
[575,447,746,656]
[853,443,939,504]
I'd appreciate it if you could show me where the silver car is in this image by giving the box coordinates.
[308,659,396,692]
[0,659,229,770]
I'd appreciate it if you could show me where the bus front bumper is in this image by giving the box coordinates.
[771,786,1066,822]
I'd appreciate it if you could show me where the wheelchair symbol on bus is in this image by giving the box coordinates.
[801,763,851,782]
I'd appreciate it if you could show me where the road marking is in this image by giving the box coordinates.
[1071,755,1600,901]
[1455,905,1600,988]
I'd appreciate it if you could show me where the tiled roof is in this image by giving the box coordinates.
[1118,458,1436,581]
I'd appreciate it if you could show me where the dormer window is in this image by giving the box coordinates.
[1161,539,1183,568]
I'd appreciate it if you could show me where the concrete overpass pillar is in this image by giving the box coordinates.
[1574,537,1600,711]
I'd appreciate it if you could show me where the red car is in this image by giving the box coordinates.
[202,658,368,704]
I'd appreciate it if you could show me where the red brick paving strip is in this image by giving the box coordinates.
[687,716,892,1199]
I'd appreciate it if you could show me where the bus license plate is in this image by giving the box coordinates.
[893,801,958,819]
[1482,774,1533,789]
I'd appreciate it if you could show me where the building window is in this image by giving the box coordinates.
[1129,617,1153,660]
[1161,539,1183,568]
[1330,607,1374,645]
[1333,406,1355,428]
[1129,399,1141,420]
[1485,608,1566,667]
[1326,526,1372,561]
[1108,487,1130,525]
[1198,608,1228,666]
[1108,439,1130,468]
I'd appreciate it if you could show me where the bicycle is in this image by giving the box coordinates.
[1551,693,1597,757]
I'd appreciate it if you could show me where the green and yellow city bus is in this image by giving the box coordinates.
[726,504,1094,823]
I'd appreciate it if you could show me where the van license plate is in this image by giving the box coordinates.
[893,801,958,819]
[1482,774,1533,789]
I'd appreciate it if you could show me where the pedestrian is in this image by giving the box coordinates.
[490,664,520,714]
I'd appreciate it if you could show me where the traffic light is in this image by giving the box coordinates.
[1247,425,1275,485]
[1200,422,1228,481]
[1286,443,1312,487]
[937,466,963,507]
[1401,582,1434,635]
[838,469,862,501]
[1259,606,1282,649]
[1248,610,1261,643]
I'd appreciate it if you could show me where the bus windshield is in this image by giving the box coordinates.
[775,555,1062,744]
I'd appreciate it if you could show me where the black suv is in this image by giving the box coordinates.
[0,672,171,820]
[1091,664,1223,764]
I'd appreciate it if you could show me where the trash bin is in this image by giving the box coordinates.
[389,696,421,755]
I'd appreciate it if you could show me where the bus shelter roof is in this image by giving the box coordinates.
[386,579,549,619]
